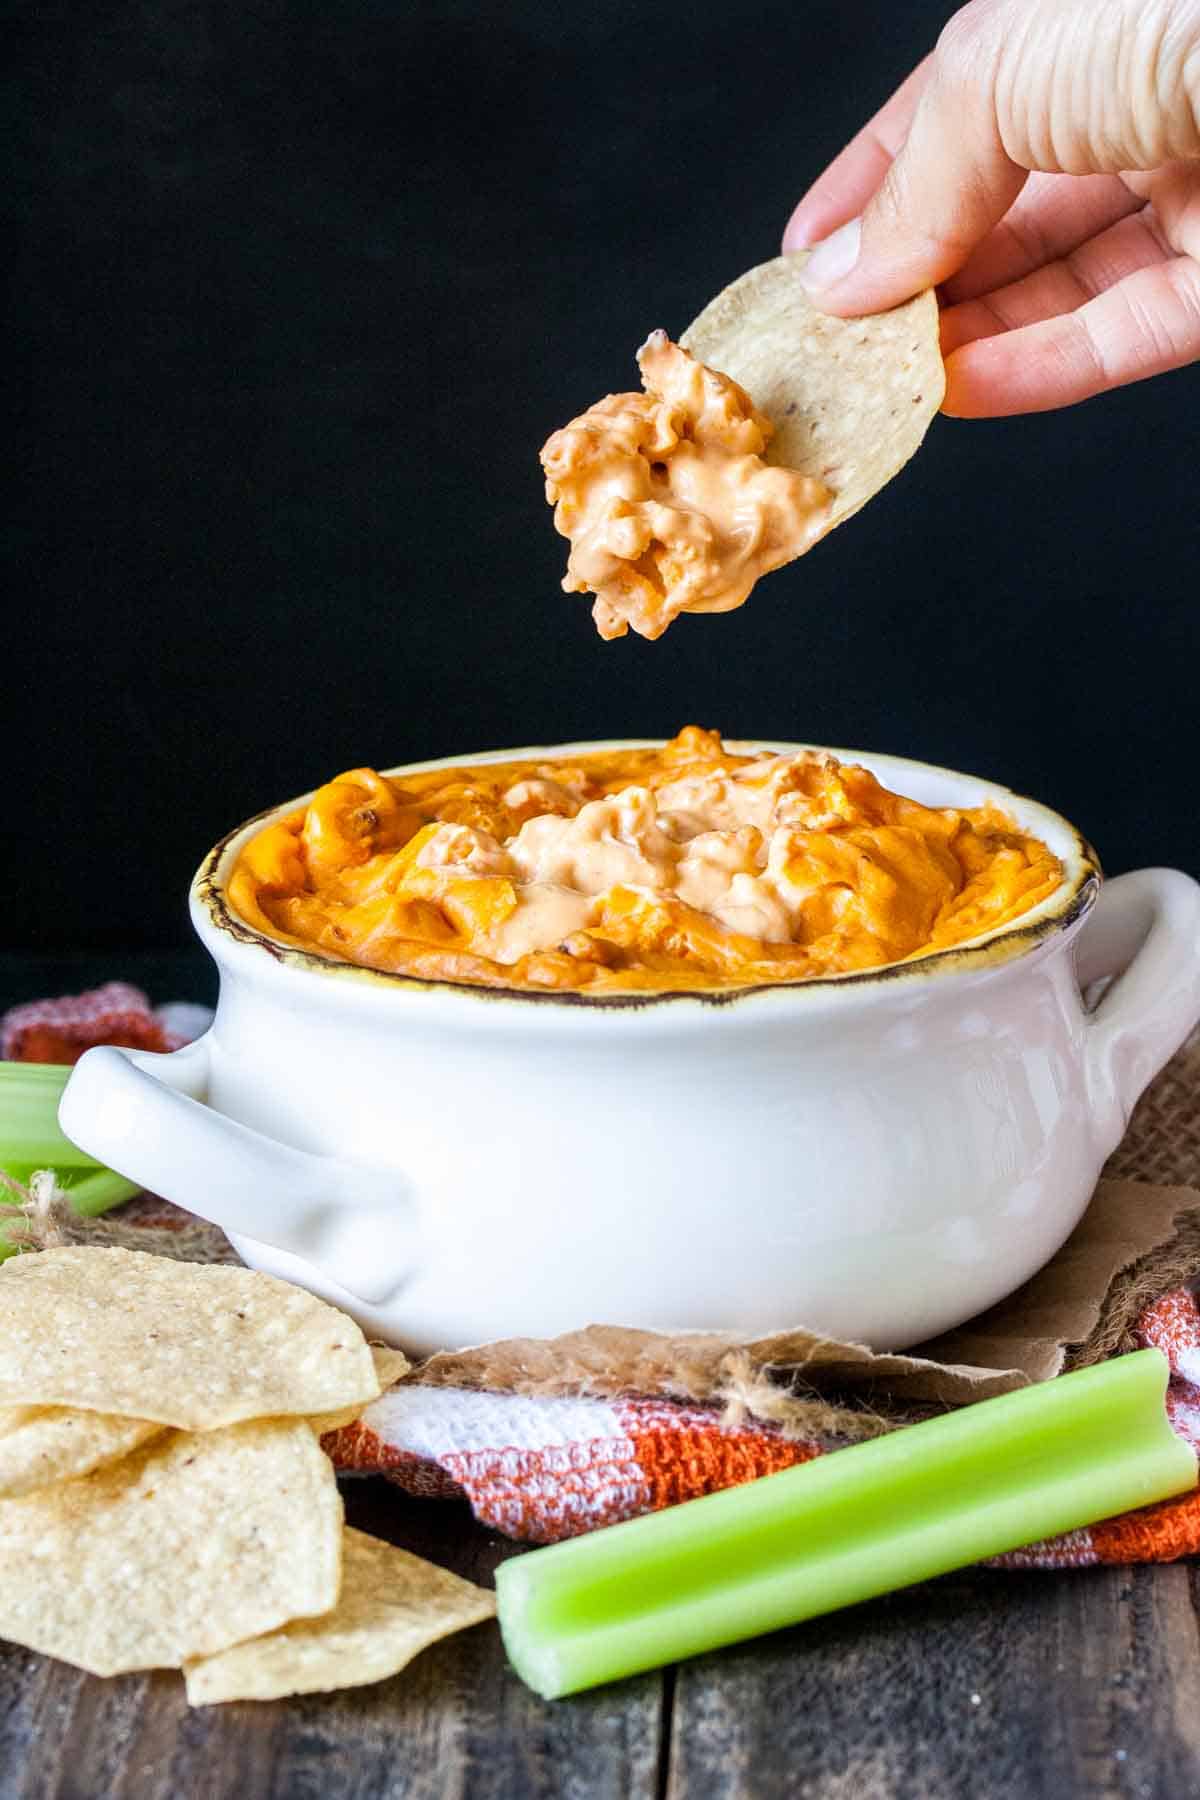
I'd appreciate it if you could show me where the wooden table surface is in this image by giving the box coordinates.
[3,952,1199,1800]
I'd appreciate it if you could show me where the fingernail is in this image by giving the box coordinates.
[796,217,862,293]
[781,206,815,252]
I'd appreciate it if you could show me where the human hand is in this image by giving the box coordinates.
[782,0,1200,416]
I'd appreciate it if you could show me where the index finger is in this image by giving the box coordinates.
[783,55,934,251]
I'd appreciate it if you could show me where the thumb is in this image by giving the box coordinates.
[798,19,1026,315]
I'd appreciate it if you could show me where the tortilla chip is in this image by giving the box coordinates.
[184,1526,495,1704]
[369,1346,412,1388]
[0,1404,164,1498]
[0,1419,342,1676]
[307,1346,411,1436]
[682,251,943,537]
[0,1247,379,1427]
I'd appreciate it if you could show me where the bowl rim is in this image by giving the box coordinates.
[192,737,1102,1013]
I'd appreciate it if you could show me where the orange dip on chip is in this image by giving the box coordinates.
[227,729,1063,994]
[541,335,832,641]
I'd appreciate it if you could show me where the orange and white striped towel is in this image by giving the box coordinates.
[329,1391,820,1541]
[1,983,211,1063]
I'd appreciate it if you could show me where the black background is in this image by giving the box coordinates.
[7,0,1199,954]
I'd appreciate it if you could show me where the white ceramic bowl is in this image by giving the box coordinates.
[60,741,1200,1354]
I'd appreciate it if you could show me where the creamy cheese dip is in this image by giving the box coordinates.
[541,336,832,641]
[228,729,1064,994]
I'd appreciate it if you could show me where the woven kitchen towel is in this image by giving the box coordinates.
[6,984,1200,1563]
[1,983,211,1063]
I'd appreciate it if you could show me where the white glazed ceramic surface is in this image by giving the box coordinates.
[59,742,1200,1354]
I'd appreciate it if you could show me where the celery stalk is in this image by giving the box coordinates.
[57,1167,141,1218]
[0,1064,103,1172]
[497,1349,1195,1698]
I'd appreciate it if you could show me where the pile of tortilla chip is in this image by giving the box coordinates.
[0,1246,495,1703]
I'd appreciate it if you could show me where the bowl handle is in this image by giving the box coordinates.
[1078,868,1200,1157]
[57,1039,419,1306]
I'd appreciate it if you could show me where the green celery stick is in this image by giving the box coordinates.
[0,1064,103,1173]
[497,1349,1195,1698]
[56,1167,141,1218]
[0,1163,41,1192]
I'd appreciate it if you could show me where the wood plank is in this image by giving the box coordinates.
[0,1492,665,1800]
[666,1565,1200,1800]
